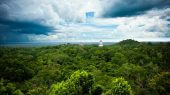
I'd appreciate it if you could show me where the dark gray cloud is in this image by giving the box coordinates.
[0,19,54,43]
[0,32,30,43]
[167,18,170,21]
[0,19,53,34]
[0,0,54,35]
[0,1,9,19]
[103,0,170,17]
[0,0,55,43]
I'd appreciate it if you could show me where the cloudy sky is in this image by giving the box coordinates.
[0,0,170,43]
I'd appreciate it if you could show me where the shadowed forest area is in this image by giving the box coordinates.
[0,39,170,95]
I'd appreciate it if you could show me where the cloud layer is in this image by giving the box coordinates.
[0,0,170,43]
[0,0,103,26]
[103,0,170,17]
[26,8,170,42]
[2,0,170,25]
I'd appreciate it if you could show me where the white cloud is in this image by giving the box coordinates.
[2,0,170,42]
[28,8,170,42]
[6,0,103,26]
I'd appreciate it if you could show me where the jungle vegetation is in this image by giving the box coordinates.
[0,39,170,95]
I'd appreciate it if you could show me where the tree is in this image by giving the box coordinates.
[149,72,170,95]
[104,77,133,95]
[13,90,24,95]
[111,53,127,65]
[114,63,145,89]
[0,79,24,95]
[92,85,103,95]
[48,70,94,95]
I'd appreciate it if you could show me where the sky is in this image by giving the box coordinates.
[0,0,170,43]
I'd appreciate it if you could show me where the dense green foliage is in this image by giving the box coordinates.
[48,70,94,95]
[0,39,170,95]
[104,77,132,95]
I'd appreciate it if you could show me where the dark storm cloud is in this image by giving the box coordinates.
[0,1,9,19]
[0,32,30,43]
[103,0,170,17]
[0,19,53,35]
[0,0,57,43]
[0,18,54,43]
[167,18,170,21]
[0,0,54,35]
